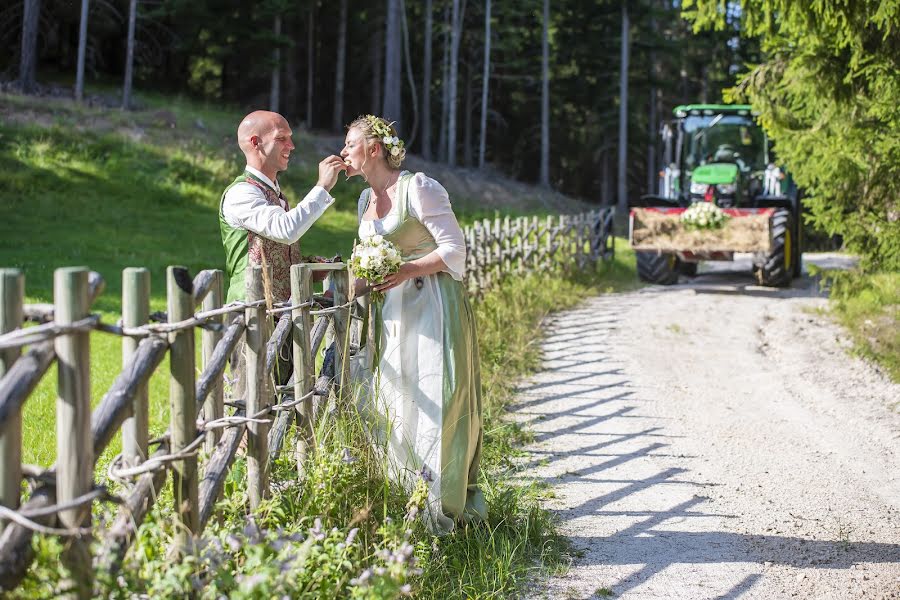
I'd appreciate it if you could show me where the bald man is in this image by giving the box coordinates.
[219,110,346,303]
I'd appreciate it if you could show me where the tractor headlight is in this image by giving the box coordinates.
[716,183,736,195]
[690,182,709,195]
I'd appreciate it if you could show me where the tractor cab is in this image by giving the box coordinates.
[657,105,785,208]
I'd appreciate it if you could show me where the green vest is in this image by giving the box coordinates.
[219,171,296,303]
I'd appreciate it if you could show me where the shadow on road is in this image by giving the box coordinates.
[515,290,900,598]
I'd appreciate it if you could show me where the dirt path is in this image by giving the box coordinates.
[518,254,900,599]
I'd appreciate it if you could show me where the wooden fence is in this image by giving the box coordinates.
[462,209,615,295]
[0,209,612,596]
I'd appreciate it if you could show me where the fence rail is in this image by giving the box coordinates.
[0,209,612,595]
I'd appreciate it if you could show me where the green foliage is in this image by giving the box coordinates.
[684,0,900,272]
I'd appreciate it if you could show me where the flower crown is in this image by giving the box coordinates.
[365,114,405,157]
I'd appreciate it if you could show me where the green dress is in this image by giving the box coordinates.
[355,172,486,533]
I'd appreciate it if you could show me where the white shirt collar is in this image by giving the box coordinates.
[245,165,279,193]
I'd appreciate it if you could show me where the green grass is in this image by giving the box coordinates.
[818,268,900,385]
[2,90,639,597]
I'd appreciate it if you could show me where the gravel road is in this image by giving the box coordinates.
[518,254,900,599]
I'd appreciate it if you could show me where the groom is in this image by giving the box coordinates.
[220,110,345,398]
[220,110,345,304]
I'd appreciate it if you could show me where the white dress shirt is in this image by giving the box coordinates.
[222,165,335,244]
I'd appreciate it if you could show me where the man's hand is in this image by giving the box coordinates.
[316,155,347,192]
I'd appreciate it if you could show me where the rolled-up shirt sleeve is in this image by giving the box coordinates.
[409,172,466,280]
[222,184,334,244]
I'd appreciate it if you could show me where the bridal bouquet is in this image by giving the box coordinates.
[681,201,728,230]
[349,235,403,302]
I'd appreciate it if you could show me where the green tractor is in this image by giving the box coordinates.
[629,104,802,286]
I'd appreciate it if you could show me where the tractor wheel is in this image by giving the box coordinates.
[678,261,699,277]
[637,251,679,285]
[757,209,794,287]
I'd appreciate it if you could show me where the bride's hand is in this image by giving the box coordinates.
[373,263,418,293]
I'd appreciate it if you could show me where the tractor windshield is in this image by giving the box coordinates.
[681,114,768,173]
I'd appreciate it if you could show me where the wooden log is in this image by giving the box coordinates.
[54,267,93,596]
[313,344,336,420]
[201,270,224,454]
[94,445,168,575]
[0,487,53,590]
[0,270,23,529]
[167,266,199,555]
[332,268,351,401]
[91,337,168,458]
[244,266,269,508]
[20,272,104,325]
[191,269,218,307]
[267,395,293,469]
[121,268,150,466]
[196,315,245,408]
[198,413,245,529]
[265,312,292,379]
[291,265,315,474]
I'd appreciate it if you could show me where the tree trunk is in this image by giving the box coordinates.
[421,0,433,160]
[372,13,383,116]
[383,0,402,123]
[438,3,450,162]
[306,5,315,128]
[19,0,41,93]
[400,0,419,146]
[75,0,89,102]
[464,61,473,166]
[121,0,136,109]
[270,15,282,113]
[617,0,630,214]
[647,6,658,194]
[478,0,491,169]
[539,0,550,187]
[602,150,611,206]
[332,0,348,131]
[447,0,462,166]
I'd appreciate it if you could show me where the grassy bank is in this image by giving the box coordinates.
[822,269,900,385]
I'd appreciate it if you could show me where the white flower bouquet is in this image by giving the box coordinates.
[349,235,403,302]
[681,202,728,230]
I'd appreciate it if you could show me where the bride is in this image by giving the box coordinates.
[342,114,486,533]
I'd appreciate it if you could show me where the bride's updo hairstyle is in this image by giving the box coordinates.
[348,114,406,170]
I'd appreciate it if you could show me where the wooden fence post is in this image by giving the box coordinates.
[502,215,511,276]
[0,269,24,532]
[515,217,524,275]
[201,270,224,454]
[121,268,150,466]
[533,216,541,271]
[291,265,314,473]
[245,266,269,508]
[332,267,351,401]
[55,267,93,595]
[167,266,199,555]
[493,217,501,282]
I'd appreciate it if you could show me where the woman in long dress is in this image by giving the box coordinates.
[342,115,486,533]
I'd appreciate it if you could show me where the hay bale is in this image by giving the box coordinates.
[632,208,772,253]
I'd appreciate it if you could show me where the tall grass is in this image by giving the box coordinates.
[820,269,900,384]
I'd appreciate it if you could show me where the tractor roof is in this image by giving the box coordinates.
[673,104,754,118]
